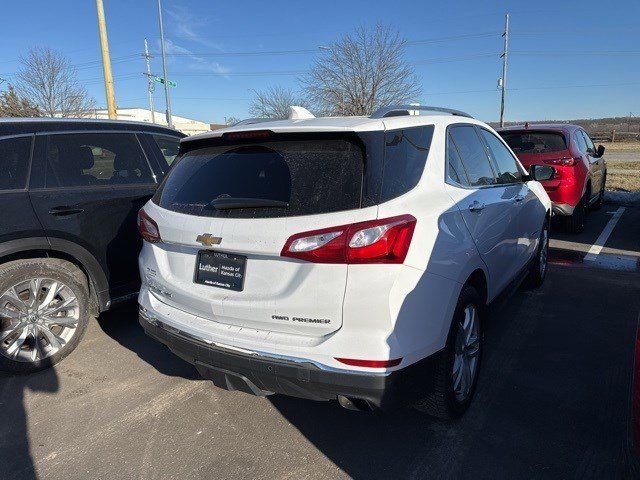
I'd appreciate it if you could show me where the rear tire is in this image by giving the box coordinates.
[413,285,482,419]
[525,219,549,289]
[562,190,587,233]
[592,174,606,210]
[0,259,90,374]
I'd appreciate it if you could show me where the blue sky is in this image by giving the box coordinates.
[0,0,638,124]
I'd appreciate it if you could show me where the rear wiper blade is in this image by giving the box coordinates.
[209,197,289,210]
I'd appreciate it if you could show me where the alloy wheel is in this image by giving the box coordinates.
[452,304,480,402]
[0,278,79,363]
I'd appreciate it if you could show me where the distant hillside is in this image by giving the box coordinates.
[489,116,640,142]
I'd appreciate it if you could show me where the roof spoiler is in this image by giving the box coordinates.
[370,105,473,119]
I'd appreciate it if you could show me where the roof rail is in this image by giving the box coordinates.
[370,105,474,119]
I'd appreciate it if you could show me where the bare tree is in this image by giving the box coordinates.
[303,24,421,116]
[0,85,41,117]
[225,116,241,125]
[15,47,96,117]
[249,85,309,119]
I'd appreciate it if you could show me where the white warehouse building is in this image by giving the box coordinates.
[89,108,212,136]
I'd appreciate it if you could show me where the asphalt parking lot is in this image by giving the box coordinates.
[1,203,639,480]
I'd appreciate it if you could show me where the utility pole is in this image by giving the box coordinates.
[95,0,117,119]
[144,39,156,124]
[157,0,173,128]
[499,12,510,128]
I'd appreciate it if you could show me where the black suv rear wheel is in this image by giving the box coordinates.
[0,259,90,374]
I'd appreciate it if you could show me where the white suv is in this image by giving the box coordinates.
[137,106,553,418]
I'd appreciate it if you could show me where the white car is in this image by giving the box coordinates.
[137,105,553,418]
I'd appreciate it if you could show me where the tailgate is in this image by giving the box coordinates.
[143,131,376,337]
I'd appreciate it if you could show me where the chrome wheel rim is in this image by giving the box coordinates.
[452,304,480,402]
[0,278,79,363]
[539,227,549,277]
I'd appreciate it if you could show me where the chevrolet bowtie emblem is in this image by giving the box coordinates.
[196,234,222,247]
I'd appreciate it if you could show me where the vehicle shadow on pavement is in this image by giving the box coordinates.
[97,303,199,380]
[0,367,59,480]
[270,265,640,479]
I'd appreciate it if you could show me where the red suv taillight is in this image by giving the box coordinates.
[281,215,416,264]
[542,157,576,166]
[137,209,161,243]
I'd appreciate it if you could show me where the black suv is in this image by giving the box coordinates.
[0,118,184,373]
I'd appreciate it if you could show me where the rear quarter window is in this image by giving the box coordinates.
[0,135,32,190]
[380,126,434,202]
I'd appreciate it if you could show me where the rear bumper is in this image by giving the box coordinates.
[139,307,442,410]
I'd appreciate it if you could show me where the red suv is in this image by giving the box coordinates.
[498,124,607,232]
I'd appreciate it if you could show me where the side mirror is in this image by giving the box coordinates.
[529,164,555,182]
[596,145,605,158]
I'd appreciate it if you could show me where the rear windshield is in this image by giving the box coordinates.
[154,135,365,218]
[500,131,567,154]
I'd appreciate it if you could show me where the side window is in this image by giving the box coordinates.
[449,126,496,187]
[573,130,588,155]
[479,129,523,184]
[581,130,596,154]
[446,132,469,186]
[381,125,434,202]
[151,134,181,166]
[0,135,32,190]
[44,133,154,188]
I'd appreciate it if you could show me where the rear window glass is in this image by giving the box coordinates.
[154,136,364,218]
[500,131,567,154]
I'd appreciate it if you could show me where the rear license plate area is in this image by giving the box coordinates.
[195,250,247,292]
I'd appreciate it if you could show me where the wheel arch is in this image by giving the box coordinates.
[464,268,488,307]
[0,237,109,313]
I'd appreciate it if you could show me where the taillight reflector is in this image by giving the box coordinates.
[335,357,403,368]
[281,215,417,264]
[137,208,161,243]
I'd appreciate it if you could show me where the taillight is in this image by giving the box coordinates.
[543,157,576,166]
[281,215,416,264]
[137,209,161,243]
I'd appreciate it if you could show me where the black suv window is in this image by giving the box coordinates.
[156,135,365,218]
[479,129,522,184]
[44,133,154,188]
[0,135,32,190]
[152,134,180,166]
[381,126,434,201]
[449,126,496,187]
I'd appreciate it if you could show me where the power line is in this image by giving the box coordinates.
[116,81,640,104]
[160,48,318,57]
[511,50,640,57]
[144,32,503,59]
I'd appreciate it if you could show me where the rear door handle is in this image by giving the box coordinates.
[468,201,486,212]
[514,195,525,203]
[49,206,84,216]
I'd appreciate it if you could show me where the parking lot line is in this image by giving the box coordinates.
[584,207,626,261]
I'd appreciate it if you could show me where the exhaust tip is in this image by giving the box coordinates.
[337,395,374,412]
